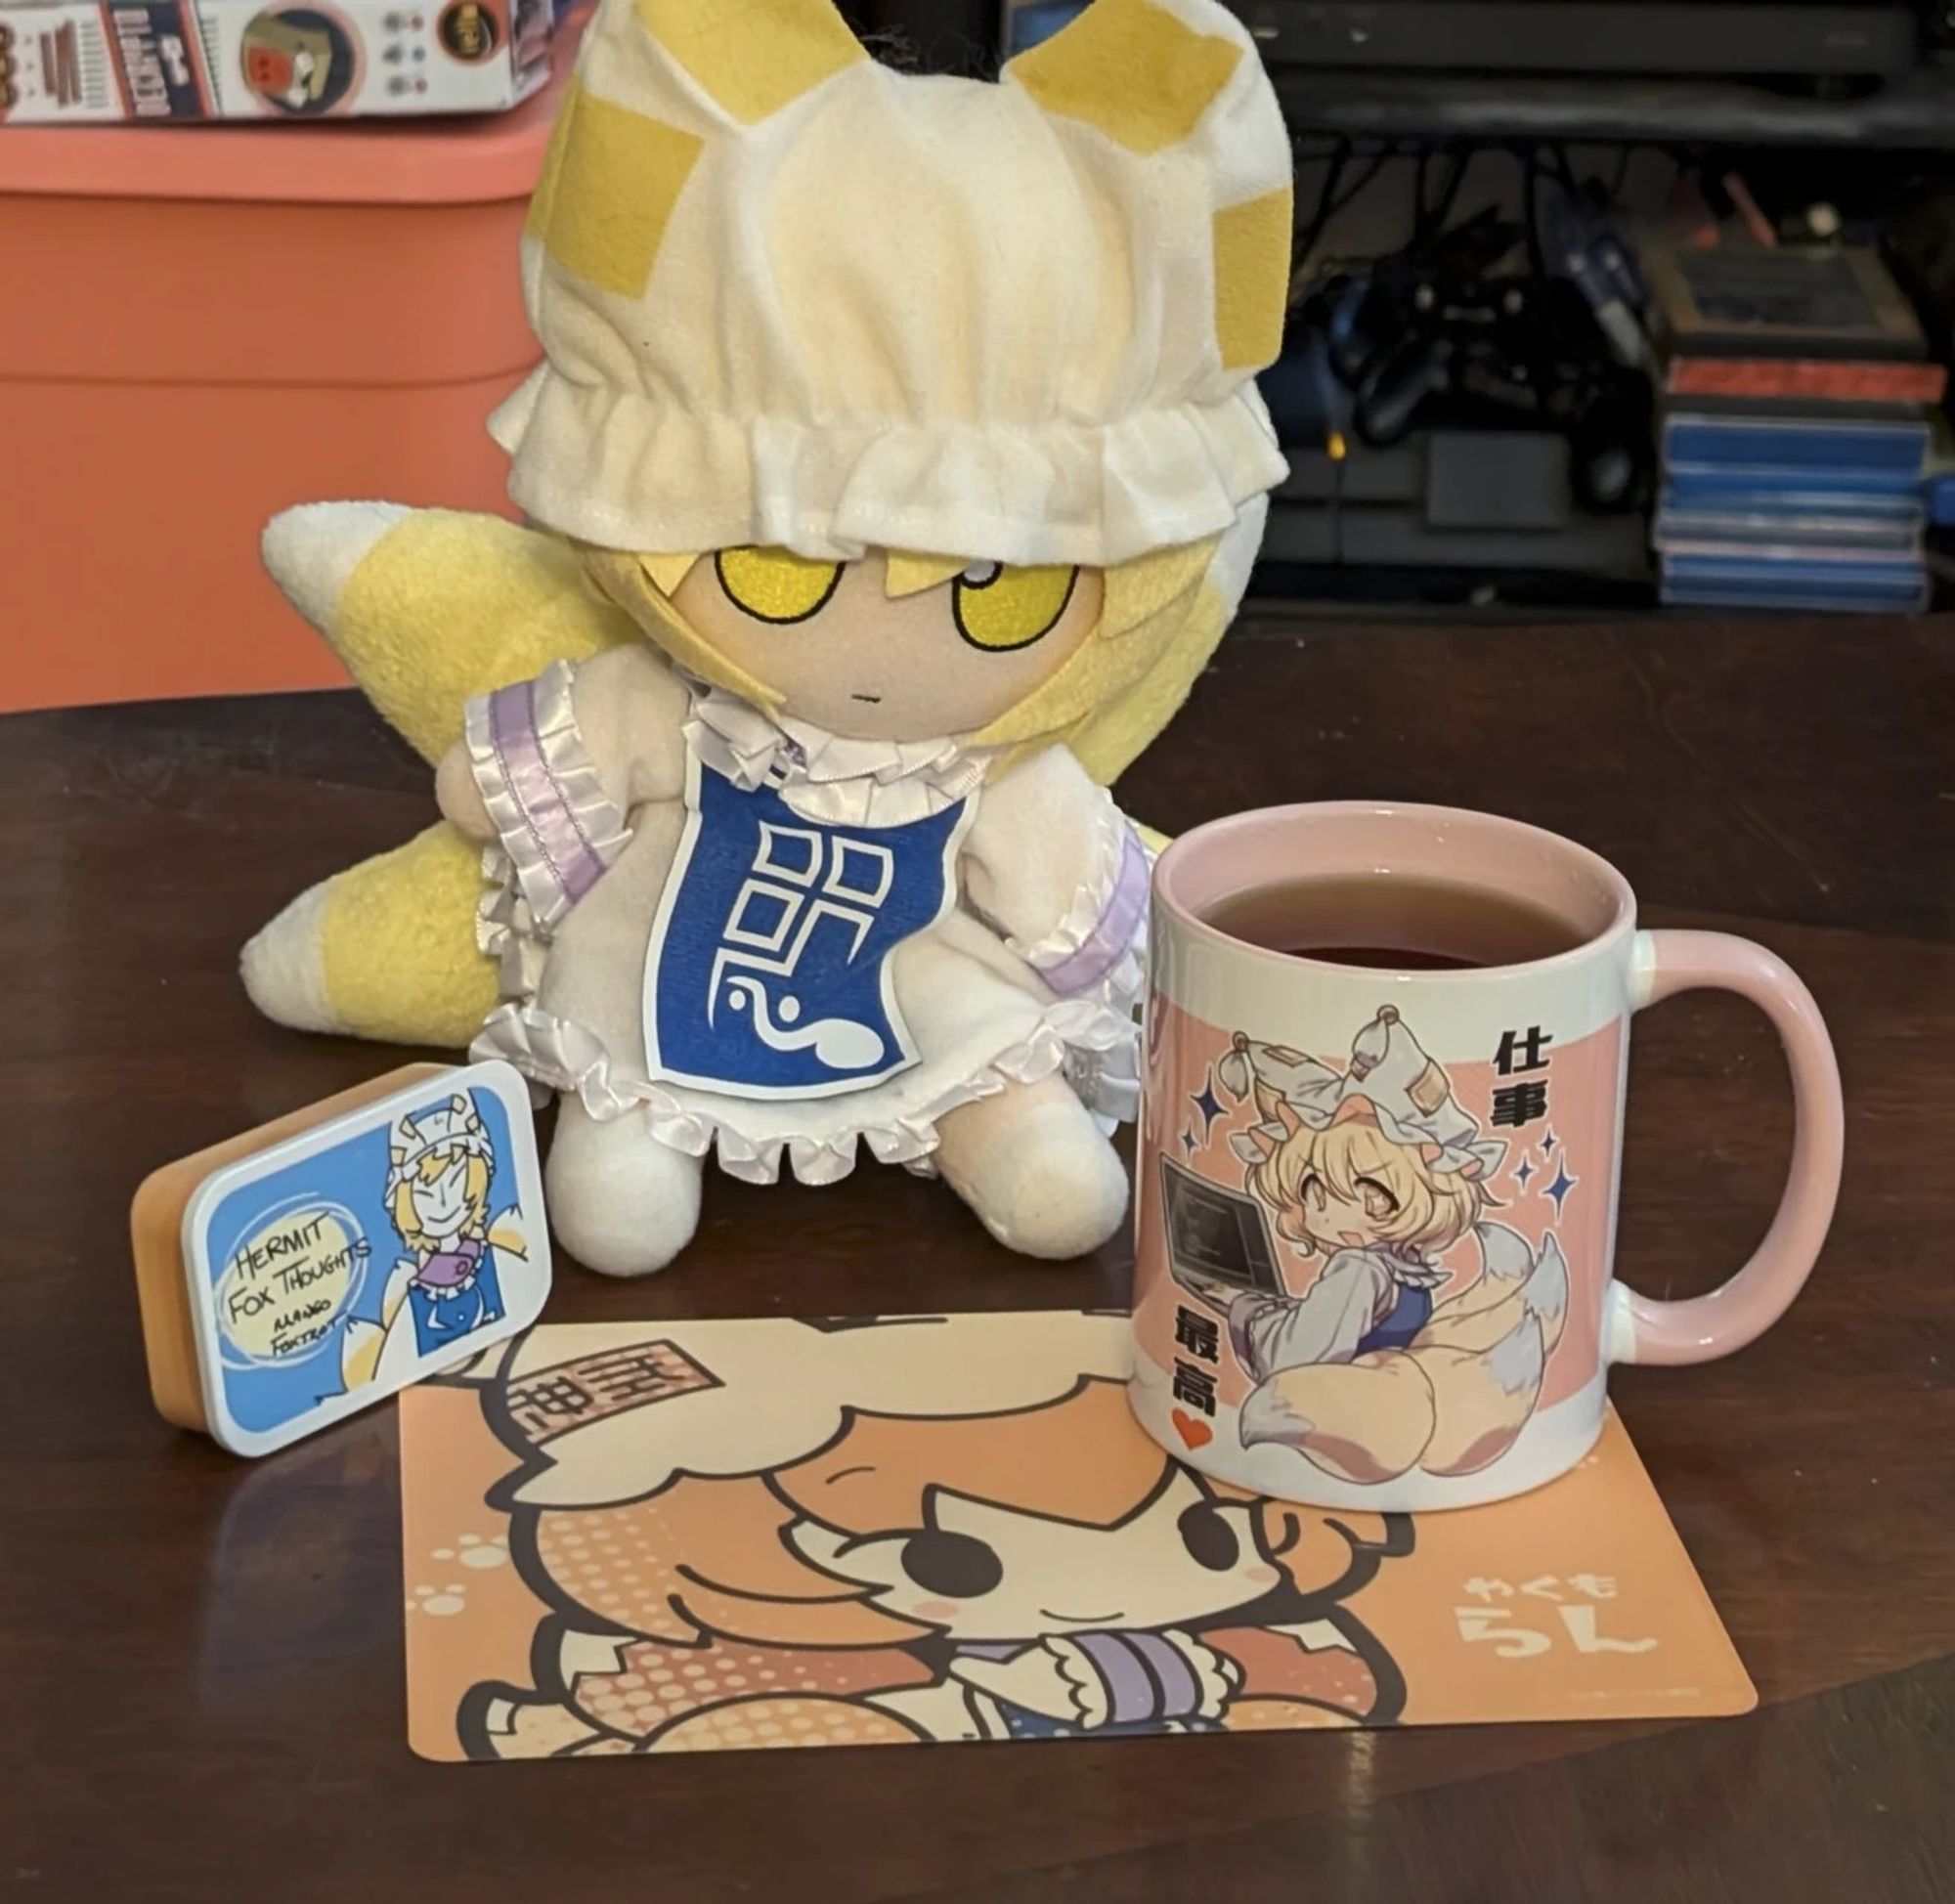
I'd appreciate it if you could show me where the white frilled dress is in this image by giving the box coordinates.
[461,643,1150,1187]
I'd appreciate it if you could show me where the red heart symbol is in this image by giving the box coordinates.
[1171,1407,1213,1450]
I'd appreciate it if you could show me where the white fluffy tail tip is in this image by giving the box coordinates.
[259,499,410,632]
[240,883,346,1036]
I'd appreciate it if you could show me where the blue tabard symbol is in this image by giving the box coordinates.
[644,761,971,1098]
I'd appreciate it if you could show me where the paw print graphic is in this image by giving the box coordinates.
[405,1530,510,1616]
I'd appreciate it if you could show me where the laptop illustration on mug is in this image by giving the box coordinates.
[1158,1157,1285,1307]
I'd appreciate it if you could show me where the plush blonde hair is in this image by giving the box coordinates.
[576,535,1231,784]
[391,1148,491,1252]
[1247,1115,1487,1261]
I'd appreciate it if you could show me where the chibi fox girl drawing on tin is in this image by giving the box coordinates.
[1176,1007,1571,1487]
[449,1314,1412,1757]
[337,1092,530,1394]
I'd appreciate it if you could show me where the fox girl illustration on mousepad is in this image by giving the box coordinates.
[401,1313,1751,1757]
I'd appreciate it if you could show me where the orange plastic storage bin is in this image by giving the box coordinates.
[0,64,566,712]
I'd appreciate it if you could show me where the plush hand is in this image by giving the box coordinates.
[435,742,497,843]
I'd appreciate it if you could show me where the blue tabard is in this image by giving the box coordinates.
[406,1260,506,1356]
[644,758,972,1099]
[1355,1278,1434,1356]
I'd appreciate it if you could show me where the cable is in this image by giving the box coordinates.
[1608,142,1635,203]
[1294,143,1400,277]
[1291,138,1351,275]
[1418,146,1468,244]
[1328,149,1393,216]
[1522,148,1547,279]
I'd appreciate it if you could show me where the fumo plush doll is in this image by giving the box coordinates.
[244,0,1294,1276]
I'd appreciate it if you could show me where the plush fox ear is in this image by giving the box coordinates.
[1006,0,1292,374]
[633,0,866,125]
[1005,0,1244,155]
[524,0,867,299]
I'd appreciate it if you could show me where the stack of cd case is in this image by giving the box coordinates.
[1657,426,1930,614]
[1643,239,1936,614]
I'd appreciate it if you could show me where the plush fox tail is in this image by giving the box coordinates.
[240,503,634,1047]
[241,822,500,1045]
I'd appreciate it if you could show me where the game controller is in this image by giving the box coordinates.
[1283,201,1655,513]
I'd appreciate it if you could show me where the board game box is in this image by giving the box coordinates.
[0,0,550,121]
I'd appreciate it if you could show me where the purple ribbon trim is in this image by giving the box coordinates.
[488,678,609,907]
[1037,828,1150,997]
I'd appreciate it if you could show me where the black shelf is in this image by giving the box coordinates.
[1275,65,1955,148]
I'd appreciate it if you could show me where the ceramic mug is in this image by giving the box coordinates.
[1129,802,1844,1510]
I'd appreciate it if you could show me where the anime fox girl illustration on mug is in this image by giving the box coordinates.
[451,1315,1411,1757]
[1176,1007,1570,1486]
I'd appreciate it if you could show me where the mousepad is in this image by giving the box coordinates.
[400,1311,1754,1759]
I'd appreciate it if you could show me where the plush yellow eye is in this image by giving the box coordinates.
[952,562,1077,652]
[716,546,843,625]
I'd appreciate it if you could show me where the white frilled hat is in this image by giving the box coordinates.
[1218,1006,1508,1181]
[385,1093,491,1199]
[491,0,1294,567]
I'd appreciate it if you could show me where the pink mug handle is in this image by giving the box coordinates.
[1608,930,1844,1365]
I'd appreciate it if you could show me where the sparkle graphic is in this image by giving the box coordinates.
[1540,1129,1559,1156]
[1190,1077,1226,1138]
[1543,1161,1578,1215]
[1181,1126,1199,1157]
[1513,1154,1537,1190]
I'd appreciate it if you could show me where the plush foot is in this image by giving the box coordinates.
[545,1103,703,1277]
[934,1074,1129,1259]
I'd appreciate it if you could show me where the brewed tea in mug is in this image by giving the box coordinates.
[1200,873,1585,972]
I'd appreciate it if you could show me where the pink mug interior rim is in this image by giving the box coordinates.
[1153,801,1636,980]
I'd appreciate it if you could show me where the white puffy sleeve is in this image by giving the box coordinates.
[460,644,687,997]
[1230,1252,1395,1378]
[961,746,1151,1002]
[960,746,1151,1122]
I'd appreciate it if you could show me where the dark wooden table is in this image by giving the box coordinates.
[8,609,1953,1901]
